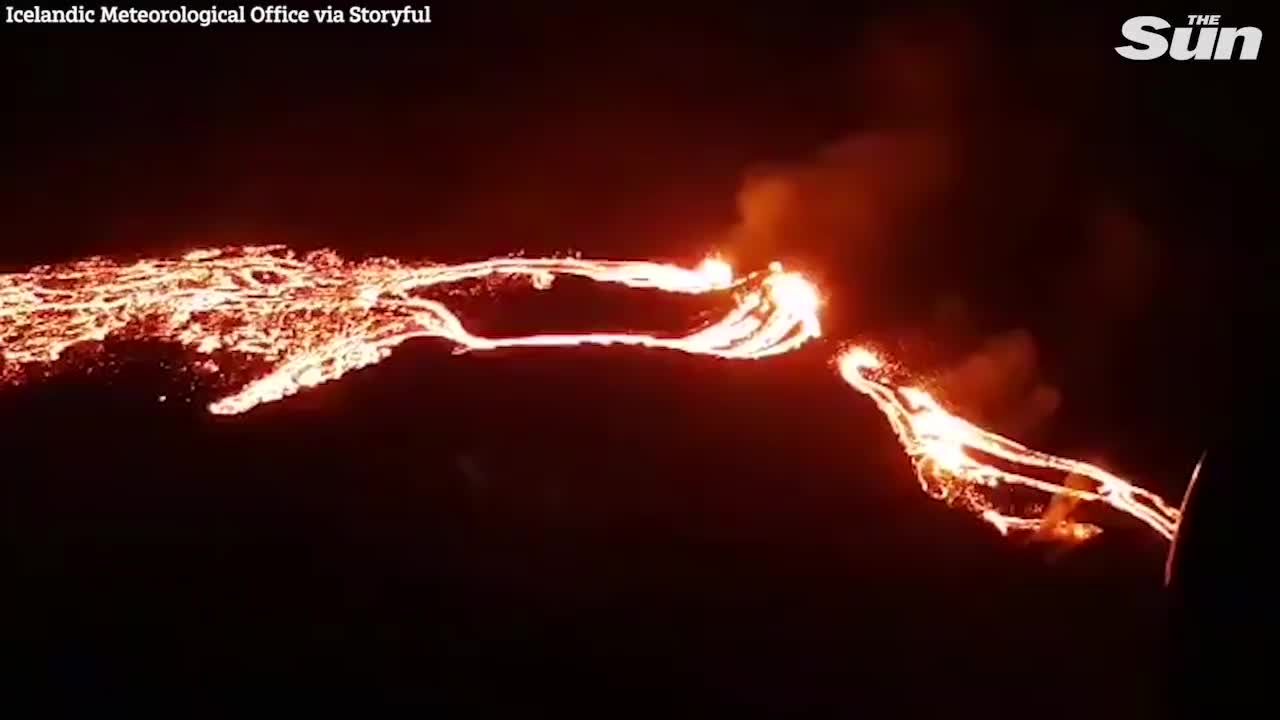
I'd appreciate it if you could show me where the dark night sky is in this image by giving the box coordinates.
[1,2,1257,715]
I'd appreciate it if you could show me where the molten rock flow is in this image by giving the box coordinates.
[1,245,1179,544]
[0,246,821,415]
[836,346,1180,542]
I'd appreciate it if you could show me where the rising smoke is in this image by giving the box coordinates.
[724,9,1161,437]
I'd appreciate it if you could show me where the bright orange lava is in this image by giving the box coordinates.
[0,246,1181,544]
[0,246,821,415]
[836,346,1180,542]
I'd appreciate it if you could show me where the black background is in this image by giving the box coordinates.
[1,2,1255,715]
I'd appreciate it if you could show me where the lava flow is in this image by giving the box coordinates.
[836,346,1181,542]
[1,245,1181,545]
[0,246,821,415]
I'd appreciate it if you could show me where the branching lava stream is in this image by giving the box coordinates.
[1,245,1180,544]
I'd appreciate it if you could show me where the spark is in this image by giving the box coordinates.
[835,346,1181,542]
[0,246,821,415]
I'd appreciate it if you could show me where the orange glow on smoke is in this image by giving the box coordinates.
[0,246,821,415]
[1,246,1182,544]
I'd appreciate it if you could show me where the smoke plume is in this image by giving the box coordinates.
[723,9,1160,434]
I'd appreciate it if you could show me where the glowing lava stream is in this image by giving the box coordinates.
[0,246,822,415]
[1,245,1181,544]
[836,346,1181,542]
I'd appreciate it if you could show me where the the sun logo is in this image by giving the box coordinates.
[1116,15,1262,61]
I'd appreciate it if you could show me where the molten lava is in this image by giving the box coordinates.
[0,246,821,415]
[836,346,1180,542]
[0,245,1182,544]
